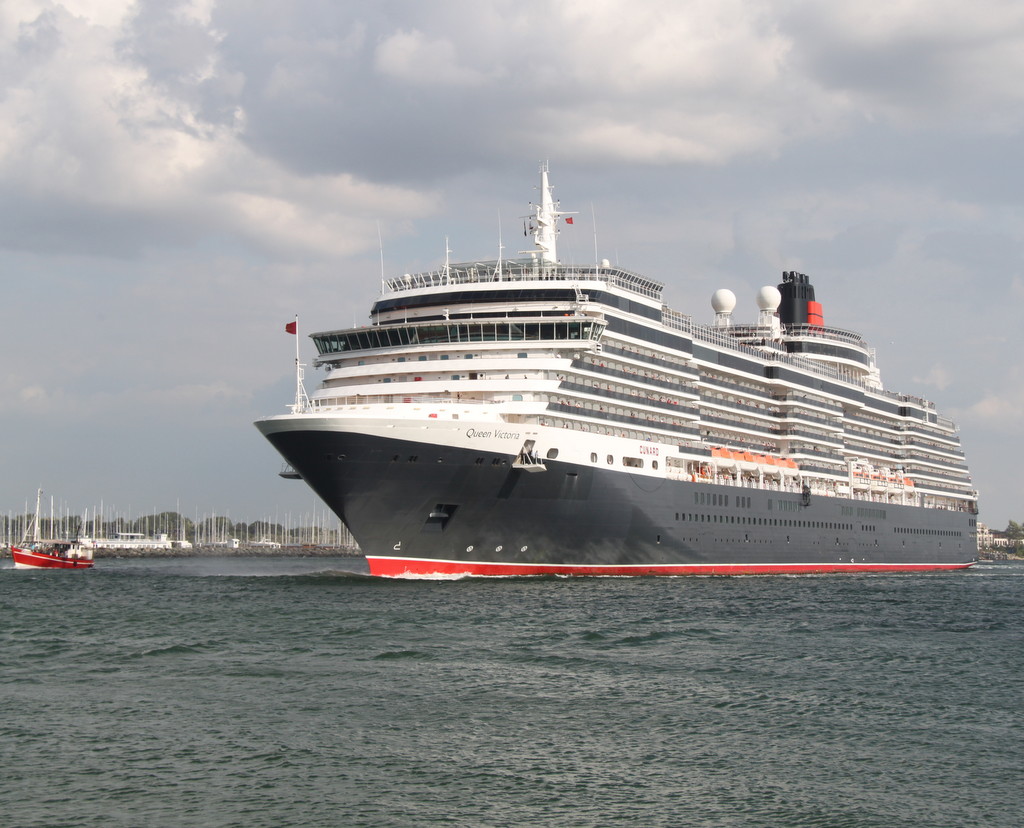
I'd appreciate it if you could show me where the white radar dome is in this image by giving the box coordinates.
[711,289,737,314]
[756,285,782,311]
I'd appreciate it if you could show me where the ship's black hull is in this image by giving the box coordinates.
[261,427,976,576]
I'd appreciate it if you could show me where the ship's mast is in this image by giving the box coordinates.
[289,315,310,414]
[535,163,557,263]
[528,162,573,264]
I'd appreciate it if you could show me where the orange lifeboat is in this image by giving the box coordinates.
[759,454,783,478]
[736,451,758,473]
[716,449,738,471]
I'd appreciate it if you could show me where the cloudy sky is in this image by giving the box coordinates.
[2,0,1022,530]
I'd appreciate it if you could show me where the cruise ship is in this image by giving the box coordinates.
[256,166,978,577]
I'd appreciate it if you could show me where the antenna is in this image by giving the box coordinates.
[443,236,451,283]
[377,221,385,293]
[497,210,504,281]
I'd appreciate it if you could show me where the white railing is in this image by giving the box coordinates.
[382,260,665,300]
[309,394,493,409]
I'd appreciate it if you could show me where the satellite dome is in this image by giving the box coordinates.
[756,285,782,311]
[711,289,737,314]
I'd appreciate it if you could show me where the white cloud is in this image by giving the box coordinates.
[913,364,953,391]
[782,0,1024,125]
[210,157,436,258]
[529,107,787,165]
[375,29,498,87]
[961,388,1024,434]
[554,0,787,93]
[19,384,49,405]
[0,3,439,261]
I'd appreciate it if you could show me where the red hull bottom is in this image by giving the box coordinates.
[12,547,94,570]
[366,556,976,578]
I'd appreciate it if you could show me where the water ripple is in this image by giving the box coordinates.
[0,556,1020,828]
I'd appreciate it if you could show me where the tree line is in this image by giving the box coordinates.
[1003,520,1024,550]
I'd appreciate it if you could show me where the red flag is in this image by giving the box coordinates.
[565,216,574,224]
[285,321,297,334]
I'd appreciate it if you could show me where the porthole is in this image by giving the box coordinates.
[466,545,474,552]
[546,448,559,459]
[590,453,598,463]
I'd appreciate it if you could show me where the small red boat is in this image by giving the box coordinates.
[11,488,94,570]
[12,541,94,570]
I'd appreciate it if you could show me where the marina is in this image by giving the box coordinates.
[2,491,357,560]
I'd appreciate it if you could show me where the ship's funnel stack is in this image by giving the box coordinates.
[778,271,824,328]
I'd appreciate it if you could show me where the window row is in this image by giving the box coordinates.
[674,514,855,531]
[315,320,604,354]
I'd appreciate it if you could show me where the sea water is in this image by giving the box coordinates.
[1,557,1021,827]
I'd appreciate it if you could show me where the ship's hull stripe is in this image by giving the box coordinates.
[366,555,975,578]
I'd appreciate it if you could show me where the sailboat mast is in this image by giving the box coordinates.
[33,488,42,543]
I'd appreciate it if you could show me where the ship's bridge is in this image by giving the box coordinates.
[312,316,607,364]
